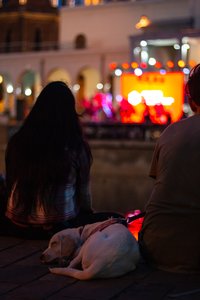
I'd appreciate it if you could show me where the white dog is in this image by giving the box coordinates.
[41,219,140,280]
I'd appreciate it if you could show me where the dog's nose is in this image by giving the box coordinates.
[40,254,45,263]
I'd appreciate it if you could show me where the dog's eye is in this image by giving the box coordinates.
[50,241,57,248]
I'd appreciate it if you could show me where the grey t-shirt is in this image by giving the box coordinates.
[140,114,200,273]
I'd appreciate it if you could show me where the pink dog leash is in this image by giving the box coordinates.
[86,212,146,239]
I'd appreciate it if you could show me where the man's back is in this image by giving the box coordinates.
[139,115,200,273]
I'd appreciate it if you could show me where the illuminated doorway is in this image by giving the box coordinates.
[47,68,71,86]
[75,67,100,114]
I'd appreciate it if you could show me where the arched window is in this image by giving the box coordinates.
[74,34,87,49]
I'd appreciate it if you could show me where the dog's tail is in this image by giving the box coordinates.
[49,264,99,280]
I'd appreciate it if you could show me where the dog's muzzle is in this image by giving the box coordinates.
[40,255,71,267]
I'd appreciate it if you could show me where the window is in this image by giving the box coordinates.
[75,34,87,49]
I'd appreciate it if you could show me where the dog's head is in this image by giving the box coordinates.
[40,227,82,266]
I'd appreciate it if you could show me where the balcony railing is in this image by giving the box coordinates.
[0,41,59,54]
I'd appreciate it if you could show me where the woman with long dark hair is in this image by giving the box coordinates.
[0,81,93,238]
[3,81,123,239]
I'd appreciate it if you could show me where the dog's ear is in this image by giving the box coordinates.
[60,235,77,257]
[81,222,102,241]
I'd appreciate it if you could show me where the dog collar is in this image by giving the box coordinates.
[86,218,125,239]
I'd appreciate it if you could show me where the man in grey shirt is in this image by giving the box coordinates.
[139,64,200,273]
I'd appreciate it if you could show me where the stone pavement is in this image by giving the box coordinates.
[0,236,200,300]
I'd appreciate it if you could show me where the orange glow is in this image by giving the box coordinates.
[120,72,184,124]
[85,0,100,5]
[128,219,144,240]
[122,62,130,70]
[19,0,27,4]
[189,60,196,68]
[126,210,144,240]
[135,15,151,29]
[167,61,174,68]
[131,62,139,69]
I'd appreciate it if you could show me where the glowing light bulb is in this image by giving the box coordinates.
[25,88,32,96]
[134,68,143,76]
[114,69,122,77]
[148,58,156,66]
[7,84,14,94]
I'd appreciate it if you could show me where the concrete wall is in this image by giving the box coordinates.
[0,125,155,214]
[90,140,155,214]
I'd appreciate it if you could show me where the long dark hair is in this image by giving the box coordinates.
[5,81,92,214]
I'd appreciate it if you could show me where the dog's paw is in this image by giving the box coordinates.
[49,267,60,273]
[49,267,67,275]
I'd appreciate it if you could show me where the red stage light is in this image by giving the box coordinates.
[155,61,162,69]
[109,62,117,70]
[140,62,147,69]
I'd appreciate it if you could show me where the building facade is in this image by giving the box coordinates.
[0,0,200,120]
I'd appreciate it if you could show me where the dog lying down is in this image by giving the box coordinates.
[41,218,140,280]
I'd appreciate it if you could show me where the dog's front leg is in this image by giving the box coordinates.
[69,251,82,269]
